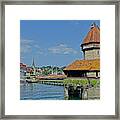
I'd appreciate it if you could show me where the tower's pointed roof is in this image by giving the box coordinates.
[82,23,100,45]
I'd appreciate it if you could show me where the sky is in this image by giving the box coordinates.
[20,20,100,67]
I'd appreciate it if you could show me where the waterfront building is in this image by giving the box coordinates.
[20,58,44,78]
[20,63,27,78]
[63,23,100,78]
[36,67,42,75]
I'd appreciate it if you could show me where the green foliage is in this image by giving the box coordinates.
[39,78,100,88]
[90,80,97,86]
[40,66,64,75]
[63,79,100,87]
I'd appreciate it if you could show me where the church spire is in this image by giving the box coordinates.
[32,57,36,76]
[32,57,35,67]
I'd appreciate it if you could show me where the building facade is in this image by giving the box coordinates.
[20,63,27,79]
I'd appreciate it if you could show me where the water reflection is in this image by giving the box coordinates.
[20,83,64,100]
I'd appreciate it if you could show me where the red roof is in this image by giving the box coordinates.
[20,63,27,68]
[82,23,100,45]
[26,68,33,73]
[64,59,100,71]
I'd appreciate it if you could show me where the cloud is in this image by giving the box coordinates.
[36,50,44,55]
[21,40,78,56]
[21,39,45,57]
[48,44,78,55]
[20,56,25,62]
[20,39,33,54]
[34,44,40,49]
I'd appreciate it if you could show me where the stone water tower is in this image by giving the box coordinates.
[81,23,100,60]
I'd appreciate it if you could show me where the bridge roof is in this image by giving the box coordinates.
[64,59,100,71]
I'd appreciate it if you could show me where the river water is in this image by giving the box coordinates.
[20,83,64,100]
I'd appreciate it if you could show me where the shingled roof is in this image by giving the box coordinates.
[64,59,100,71]
[82,23,100,45]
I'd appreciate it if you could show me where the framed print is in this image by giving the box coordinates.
[0,0,119,119]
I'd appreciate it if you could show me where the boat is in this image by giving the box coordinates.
[26,79,38,83]
[20,79,27,83]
